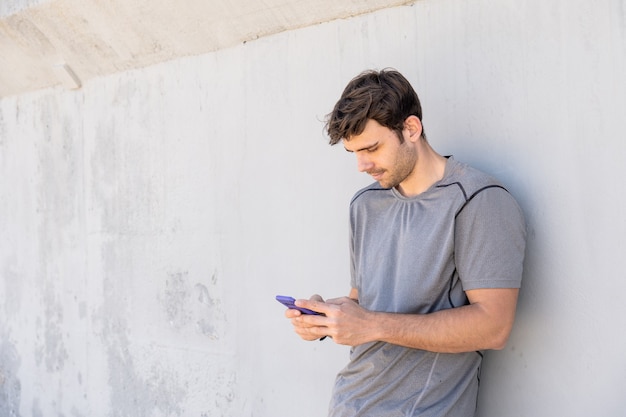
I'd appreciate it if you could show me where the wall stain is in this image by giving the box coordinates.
[2,257,21,318]
[98,243,186,417]
[160,270,225,339]
[162,271,192,329]
[104,326,185,417]
[33,284,68,373]
[0,337,22,417]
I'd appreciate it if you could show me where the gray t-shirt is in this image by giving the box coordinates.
[329,157,526,417]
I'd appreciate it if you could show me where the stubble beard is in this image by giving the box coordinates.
[377,142,418,189]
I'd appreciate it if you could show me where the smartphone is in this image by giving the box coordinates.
[275,295,322,315]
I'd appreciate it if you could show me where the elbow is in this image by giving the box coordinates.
[486,326,513,351]
[490,338,508,351]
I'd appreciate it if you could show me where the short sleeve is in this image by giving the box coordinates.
[454,187,526,290]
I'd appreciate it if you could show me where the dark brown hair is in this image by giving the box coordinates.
[325,68,426,145]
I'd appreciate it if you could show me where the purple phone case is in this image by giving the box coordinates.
[276,295,321,315]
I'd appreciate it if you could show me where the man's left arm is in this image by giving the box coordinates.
[294,287,518,352]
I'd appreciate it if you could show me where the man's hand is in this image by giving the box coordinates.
[284,294,328,341]
[286,295,374,346]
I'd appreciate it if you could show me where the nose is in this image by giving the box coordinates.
[356,152,374,173]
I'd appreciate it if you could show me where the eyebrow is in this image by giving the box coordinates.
[344,141,379,153]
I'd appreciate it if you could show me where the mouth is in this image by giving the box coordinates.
[368,171,384,181]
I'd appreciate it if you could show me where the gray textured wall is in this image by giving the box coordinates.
[1,1,626,416]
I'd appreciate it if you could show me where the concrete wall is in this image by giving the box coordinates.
[1,1,625,416]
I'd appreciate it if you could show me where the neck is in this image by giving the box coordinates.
[396,142,447,197]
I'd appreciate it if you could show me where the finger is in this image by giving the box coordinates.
[293,323,328,340]
[293,313,327,327]
[295,298,328,315]
[290,315,318,328]
[284,308,302,319]
[295,329,324,342]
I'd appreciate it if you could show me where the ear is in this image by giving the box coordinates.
[404,115,423,143]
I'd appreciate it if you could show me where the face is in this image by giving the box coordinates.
[343,119,417,189]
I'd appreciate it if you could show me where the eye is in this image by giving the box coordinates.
[367,146,378,153]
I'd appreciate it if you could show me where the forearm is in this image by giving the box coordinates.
[370,302,512,353]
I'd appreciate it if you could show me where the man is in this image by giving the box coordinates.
[284,69,526,417]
